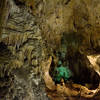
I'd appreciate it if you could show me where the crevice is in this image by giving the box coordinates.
[14,0,25,6]
[5,27,23,33]
[64,0,71,5]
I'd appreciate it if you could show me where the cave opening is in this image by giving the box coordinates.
[0,42,13,78]
[0,42,12,63]
[14,0,25,6]
[67,50,100,90]
[0,42,10,52]
[0,42,14,98]
[50,50,100,90]
[49,33,100,90]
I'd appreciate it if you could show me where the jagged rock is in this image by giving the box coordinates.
[0,0,47,100]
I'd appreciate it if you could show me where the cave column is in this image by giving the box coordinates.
[0,0,9,38]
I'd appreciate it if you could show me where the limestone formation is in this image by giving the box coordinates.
[0,0,100,100]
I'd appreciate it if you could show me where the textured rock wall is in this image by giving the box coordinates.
[41,0,100,54]
[0,0,48,100]
[0,0,100,100]
[0,0,9,36]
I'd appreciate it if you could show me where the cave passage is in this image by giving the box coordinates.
[50,40,100,90]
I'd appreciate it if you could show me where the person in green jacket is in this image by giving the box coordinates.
[54,60,72,84]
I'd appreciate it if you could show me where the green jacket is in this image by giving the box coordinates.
[54,66,72,82]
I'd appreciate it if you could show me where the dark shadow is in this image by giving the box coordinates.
[14,0,25,6]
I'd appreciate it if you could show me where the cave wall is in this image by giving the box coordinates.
[0,0,9,36]
[0,0,48,100]
[40,0,100,87]
[0,0,100,100]
[41,0,100,54]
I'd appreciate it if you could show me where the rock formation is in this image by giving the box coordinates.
[0,0,100,100]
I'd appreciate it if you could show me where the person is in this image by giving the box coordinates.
[54,60,72,84]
